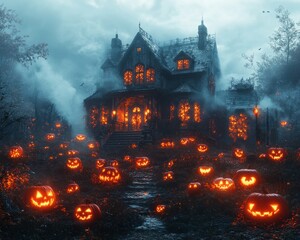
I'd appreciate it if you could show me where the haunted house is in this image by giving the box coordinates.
[84,21,221,146]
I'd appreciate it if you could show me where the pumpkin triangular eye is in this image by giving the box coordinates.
[47,191,53,197]
[76,207,82,212]
[270,204,278,211]
[85,208,92,213]
[248,203,255,210]
[36,191,43,198]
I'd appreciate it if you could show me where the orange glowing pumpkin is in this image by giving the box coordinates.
[233,148,246,159]
[155,204,166,214]
[135,157,150,168]
[55,122,62,128]
[45,133,56,142]
[267,148,286,161]
[187,182,201,196]
[180,138,189,146]
[66,157,83,170]
[66,183,80,194]
[244,192,288,222]
[197,144,208,153]
[75,134,87,142]
[87,141,99,150]
[74,204,101,222]
[110,160,119,167]
[234,169,260,188]
[123,155,131,162]
[212,177,235,191]
[95,159,106,169]
[59,142,69,149]
[160,139,175,149]
[67,149,79,157]
[99,167,121,183]
[25,186,56,210]
[9,146,24,159]
[167,159,174,168]
[198,166,214,177]
[163,171,174,181]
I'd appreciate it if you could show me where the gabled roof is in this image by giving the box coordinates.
[101,58,116,70]
[173,50,193,61]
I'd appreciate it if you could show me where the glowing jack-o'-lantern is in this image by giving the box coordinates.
[160,139,175,149]
[187,182,201,195]
[180,138,189,146]
[198,166,214,177]
[59,142,69,149]
[167,160,174,168]
[234,169,260,188]
[66,157,83,170]
[75,134,87,142]
[110,160,119,167]
[163,171,174,181]
[259,153,267,159]
[267,148,286,161]
[55,122,62,128]
[212,177,235,191]
[244,192,288,222]
[218,152,224,159]
[130,143,138,149]
[123,155,131,162]
[74,204,101,222]
[25,186,56,210]
[67,149,79,157]
[197,144,208,153]
[99,167,121,183]
[135,157,150,168]
[233,148,246,159]
[9,146,24,159]
[155,204,166,214]
[66,183,80,194]
[45,133,55,142]
[87,141,99,150]
[95,159,106,169]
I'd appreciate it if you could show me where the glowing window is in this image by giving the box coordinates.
[228,113,248,142]
[123,70,133,85]
[100,107,108,125]
[194,102,201,123]
[89,106,99,128]
[177,59,190,70]
[137,47,142,53]
[135,64,144,84]
[146,68,155,83]
[170,104,175,120]
[178,100,190,126]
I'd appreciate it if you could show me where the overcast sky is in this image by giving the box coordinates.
[2,0,299,130]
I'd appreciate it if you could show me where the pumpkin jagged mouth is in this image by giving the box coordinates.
[215,184,233,190]
[75,214,92,221]
[240,177,256,186]
[67,164,80,169]
[31,198,54,208]
[247,203,280,217]
[269,153,284,160]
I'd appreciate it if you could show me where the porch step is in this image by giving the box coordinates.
[103,131,142,149]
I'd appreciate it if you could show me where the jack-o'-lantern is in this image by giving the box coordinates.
[9,146,24,159]
[233,148,246,159]
[198,166,214,177]
[167,160,174,168]
[259,153,266,159]
[155,204,166,214]
[197,144,208,153]
[87,141,99,150]
[123,155,131,162]
[66,183,80,193]
[130,143,137,149]
[244,192,288,222]
[180,138,189,146]
[75,134,87,142]
[234,169,260,188]
[188,182,201,195]
[28,142,35,149]
[59,142,69,149]
[25,186,56,210]
[212,177,235,191]
[45,133,55,142]
[135,157,150,168]
[74,204,101,222]
[110,160,119,167]
[267,148,286,161]
[66,157,83,170]
[218,152,224,159]
[99,167,121,183]
[55,122,62,128]
[91,151,98,158]
[160,139,175,149]
[163,171,174,181]
[95,159,106,169]
[44,146,50,150]
[67,149,79,157]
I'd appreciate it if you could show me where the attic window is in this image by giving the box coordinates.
[123,70,133,85]
[135,64,144,84]
[177,59,190,70]
[146,68,155,83]
[137,47,142,53]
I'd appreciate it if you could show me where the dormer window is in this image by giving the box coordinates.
[177,59,190,70]
[123,70,133,85]
[135,64,144,84]
[146,68,155,83]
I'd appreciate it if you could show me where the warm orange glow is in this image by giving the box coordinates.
[253,106,259,116]
[100,106,108,125]
[167,160,174,168]
[95,159,106,169]
[99,167,121,183]
[28,142,35,149]
[280,121,288,127]
[75,134,86,142]
[112,110,117,117]
[146,68,155,83]
[9,146,24,159]
[160,139,175,148]
[135,64,144,84]
[55,122,62,128]
[213,177,235,191]
[163,171,174,181]
[87,141,99,150]
[67,183,80,193]
[45,133,55,142]
[228,113,248,142]
[132,107,142,130]
[1,169,30,191]
[247,203,280,217]
[135,157,150,168]
[66,157,82,170]
[144,108,151,123]
[240,177,256,186]
[233,148,246,159]
[177,59,190,70]
[27,186,56,210]
[89,106,98,128]
[170,104,175,120]
[74,204,101,222]
[110,160,119,167]
[178,100,190,125]
[259,153,266,158]
[194,102,201,123]
[267,148,285,161]
[197,144,208,153]
[124,70,133,85]
[123,155,131,162]
[155,204,166,214]
[67,149,79,156]
[198,166,213,176]
[188,182,201,189]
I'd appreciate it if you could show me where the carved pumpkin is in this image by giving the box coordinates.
[212,177,235,191]
[234,169,260,188]
[95,159,106,169]
[267,148,286,161]
[180,138,189,146]
[135,157,150,168]
[163,171,174,181]
[9,146,24,159]
[160,139,175,149]
[28,142,35,149]
[55,122,62,128]
[66,183,80,194]
[130,143,137,149]
[45,133,56,142]
[233,148,246,159]
[187,182,201,195]
[67,149,79,157]
[25,186,56,210]
[59,142,69,149]
[74,204,101,222]
[218,152,224,159]
[197,144,208,153]
[99,167,121,183]
[198,166,214,177]
[244,192,288,222]
[123,155,131,162]
[155,204,166,214]
[75,134,87,142]
[87,141,99,150]
[66,157,83,170]
[110,160,119,167]
[167,160,174,168]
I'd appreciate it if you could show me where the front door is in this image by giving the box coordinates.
[131,106,142,131]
